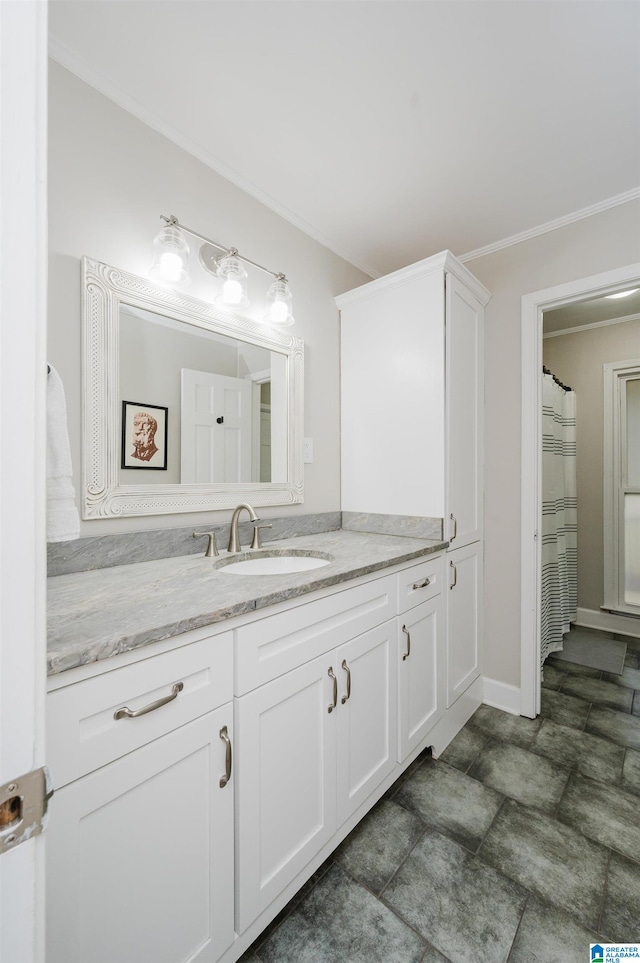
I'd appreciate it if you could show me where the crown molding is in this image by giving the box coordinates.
[459,187,640,263]
[49,42,381,280]
[543,311,640,339]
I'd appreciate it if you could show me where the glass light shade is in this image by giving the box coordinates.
[264,278,294,326]
[149,225,190,284]
[214,254,249,308]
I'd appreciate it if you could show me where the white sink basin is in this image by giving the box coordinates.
[216,551,332,575]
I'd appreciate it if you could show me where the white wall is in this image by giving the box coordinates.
[468,199,640,688]
[48,61,370,534]
[544,318,640,613]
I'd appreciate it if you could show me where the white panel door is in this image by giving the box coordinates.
[398,596,445,761]
[46,708,235,963]
[447,542,483,707]
[235,655,337,933]
[336,622,397,825]
[181,369,251,483]
[445,274,484,548]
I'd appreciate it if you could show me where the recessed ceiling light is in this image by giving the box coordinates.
[605,288,639,299]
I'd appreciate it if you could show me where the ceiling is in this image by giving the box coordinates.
[544,287,640,334]
[49,1,640,278]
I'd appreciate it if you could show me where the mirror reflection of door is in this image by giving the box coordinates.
[180,369,252,483]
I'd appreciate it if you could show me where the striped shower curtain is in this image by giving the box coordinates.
[541,373,577,665]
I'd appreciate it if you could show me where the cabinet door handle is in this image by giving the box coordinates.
[450,561,457,590]
[327,667,338,713]
[450,513,457,541]
[412,577,431,590]
[114,681,184,720]
[341,659,351,704]
[219,725,232,788]
[402,625,411,661]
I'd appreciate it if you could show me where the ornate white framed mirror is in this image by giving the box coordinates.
[82,258,304,518]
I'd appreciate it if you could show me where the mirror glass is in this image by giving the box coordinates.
[82,258,303,518]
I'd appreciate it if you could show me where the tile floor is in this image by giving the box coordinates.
[240,628,640,963]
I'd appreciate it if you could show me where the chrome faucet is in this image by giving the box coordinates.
[227,503,260,553]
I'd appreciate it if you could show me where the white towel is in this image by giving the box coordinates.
[47,365,80,542]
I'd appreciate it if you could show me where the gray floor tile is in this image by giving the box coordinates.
[467,704,542,748]
[258,864,425,963]
[238,954,261,963]
[558,771,640,863]
[540,689,591,729]
[622,748,640,796]
[541,663,568,690]
[334,798,425,896]
[531,719,624,786]
[468,740,569,814]
[561,674,634,712]
[547,655,603,679]
[394,759,503,852]
[601,851,640,942]
[602,665,640,691]
[382,829,527,963]
[625,650,640,669]
[508,895,599,963]
[438,726,488,772]
[586,704,640,750]
[479,798,608,930]
[624,636,640,653]
[633,692,640,718]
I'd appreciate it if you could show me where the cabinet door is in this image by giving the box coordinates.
[235,655,337,933]
[398,596,445,761]
[447,542,483,707]
[46,707,235,963]
[446,273,483,548]
[336,621,397,825]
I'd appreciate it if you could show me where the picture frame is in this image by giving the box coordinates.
[121,401,168,470]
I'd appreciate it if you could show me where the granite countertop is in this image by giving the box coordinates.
[47,530,447,676]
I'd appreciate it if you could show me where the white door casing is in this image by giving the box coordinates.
[0,2,48,961]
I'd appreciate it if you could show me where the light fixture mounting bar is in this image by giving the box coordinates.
[160,214,285,281]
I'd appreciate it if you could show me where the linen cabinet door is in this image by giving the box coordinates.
[398,595,445,762]
[235,654,337,933]
[336,621,397,826]
[46,707,235,963]
[447,541,483,707]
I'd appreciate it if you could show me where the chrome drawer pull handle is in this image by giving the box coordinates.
[402,625,411,661]
[412,577,431,590]
[450,513,457,541]
[114,682,184,720]
[327,667,338,713]
[450,561,457,590]
[341,659,351,704]
[219,725,232,788]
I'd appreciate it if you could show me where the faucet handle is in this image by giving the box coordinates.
[193,531,219,558]
[250,522,273,550]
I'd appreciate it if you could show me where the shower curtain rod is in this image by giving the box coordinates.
[543,365,572,392]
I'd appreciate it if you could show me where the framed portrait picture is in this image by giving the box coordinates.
[121,401,168,470]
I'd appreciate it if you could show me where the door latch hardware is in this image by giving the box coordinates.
[0,767,52,855]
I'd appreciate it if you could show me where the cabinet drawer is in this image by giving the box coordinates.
[235,575,396,695]
[397,554,443,613]
[47,631,233,789]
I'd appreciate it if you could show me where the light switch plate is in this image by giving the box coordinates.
[304,438,314,463]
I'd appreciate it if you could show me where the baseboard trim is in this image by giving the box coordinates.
[575,607,640,639]
[483,677,521,716]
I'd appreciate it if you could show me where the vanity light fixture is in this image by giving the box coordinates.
[150,214,295,325]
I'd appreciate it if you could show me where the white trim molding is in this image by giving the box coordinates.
[461,188,640,263]
[520,263,640,719]
[575,607,640,639]
[482,677,521,716]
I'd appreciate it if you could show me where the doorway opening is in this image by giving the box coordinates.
[520,263,640,718]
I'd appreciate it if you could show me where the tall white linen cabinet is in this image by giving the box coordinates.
[337,251,491,713]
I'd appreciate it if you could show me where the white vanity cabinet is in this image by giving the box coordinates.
[234,578,398,933]
[46,630,235,963]
[446,540,483,707]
